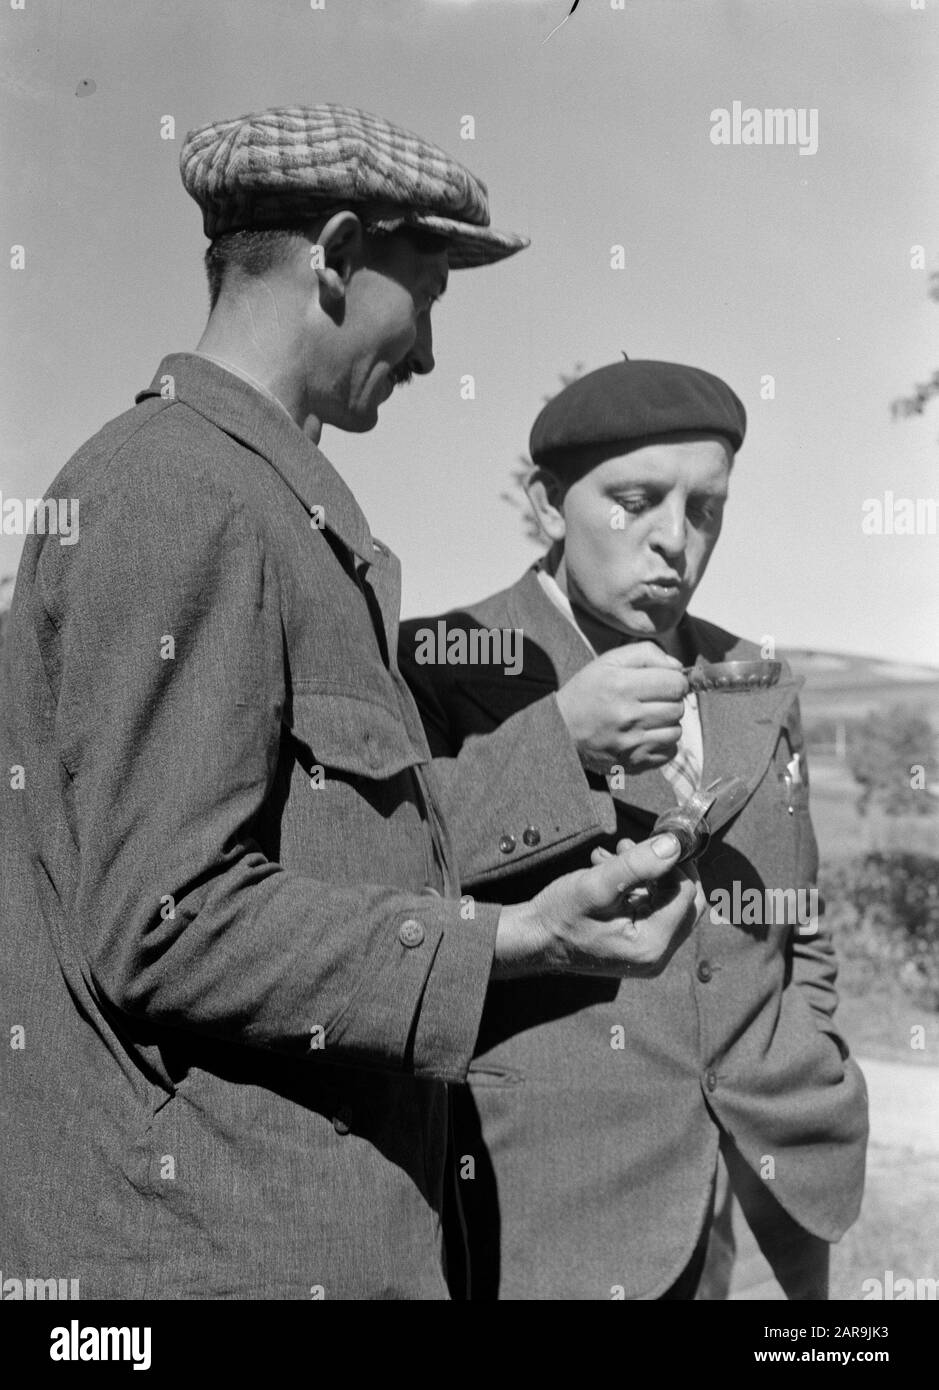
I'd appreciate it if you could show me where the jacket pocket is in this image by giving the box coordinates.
[287,686,424,781]
[784,982,850,1073]
[808,1009,851,1063]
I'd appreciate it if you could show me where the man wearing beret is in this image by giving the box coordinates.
[0,113,699,1299]
[400,359,869,1300]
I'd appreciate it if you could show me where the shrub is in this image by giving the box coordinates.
[846,706,938,817]
[820,853,939,1009]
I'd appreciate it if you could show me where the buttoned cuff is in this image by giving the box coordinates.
[474,694,616,881]
[325,897,500,1084]
[410,901,501,1082]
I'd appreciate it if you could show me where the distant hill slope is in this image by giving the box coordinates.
[780,648,939,726]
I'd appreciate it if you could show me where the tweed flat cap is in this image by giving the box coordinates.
[529,359,747,469]
[180,104,529,269]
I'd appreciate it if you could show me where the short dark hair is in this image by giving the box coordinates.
[203,218,450,311]
[204,225,313,311]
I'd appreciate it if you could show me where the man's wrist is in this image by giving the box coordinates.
[552,687,581,747]
[492,903,553,980]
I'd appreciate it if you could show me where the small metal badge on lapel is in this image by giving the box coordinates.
[781,750,805,814]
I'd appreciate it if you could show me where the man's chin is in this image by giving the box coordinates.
[619,615,669,639]
[608,605,685,642]
[324,404,380,435]
[572,600,666,650]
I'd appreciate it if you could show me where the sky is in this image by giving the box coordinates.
[2,0,938,663]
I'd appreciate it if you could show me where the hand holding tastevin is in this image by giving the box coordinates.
[494,832,698,978]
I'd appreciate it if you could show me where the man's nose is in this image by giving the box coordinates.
[649,503,687,557]
[410,315,435,376]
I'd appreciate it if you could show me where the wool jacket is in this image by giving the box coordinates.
[400,569,869,1300]
[0,356,603,1299]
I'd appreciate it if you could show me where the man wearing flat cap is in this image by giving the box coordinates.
[0,113,698,1299]
[400,358,869,1300]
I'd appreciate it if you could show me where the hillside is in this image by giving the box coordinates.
[781,647,939,727]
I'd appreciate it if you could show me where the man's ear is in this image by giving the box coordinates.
[311,211,366,315]
[525,468,567,543]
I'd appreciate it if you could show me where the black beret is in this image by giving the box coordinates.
[529,359,746,471]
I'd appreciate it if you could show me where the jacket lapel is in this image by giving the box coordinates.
[505,568,596,689]
[697,680,803,798]
[684,615,804,816]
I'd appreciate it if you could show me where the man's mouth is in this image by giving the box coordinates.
[639,577,684,602]
[389,362,413,389]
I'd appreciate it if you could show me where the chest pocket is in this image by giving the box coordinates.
[287,685,426,782]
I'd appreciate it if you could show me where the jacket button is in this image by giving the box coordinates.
[697,960,713,983]
[705,1070,718,1093]
[522,826,541,847]
[399,918,425,948]
[499,834,517,854]
[333,1108,353,1136]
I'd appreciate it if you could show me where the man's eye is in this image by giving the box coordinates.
[688,500,721,524]
[612,496,650,514]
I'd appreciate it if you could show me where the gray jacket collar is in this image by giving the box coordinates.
[137,353,377,566]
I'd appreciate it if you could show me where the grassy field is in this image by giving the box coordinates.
[808,755,938,1064]
[806,754,939,1300]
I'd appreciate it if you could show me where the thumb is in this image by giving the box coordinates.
[588,832,683,903]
